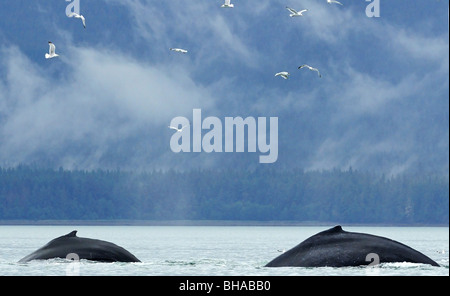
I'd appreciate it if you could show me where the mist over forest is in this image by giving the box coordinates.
[1,166,448,224]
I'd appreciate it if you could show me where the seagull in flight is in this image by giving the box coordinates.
[170,48,188,54]
[45,41,59,59]
[286,7,308,17]
[275,72,290,79]
[327,0,343,5]
[169,125,189,132]
[298,65,321,78]
[68,12,86,28]
[221,0,234,8]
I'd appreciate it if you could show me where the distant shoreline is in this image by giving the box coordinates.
[0,220,448,227]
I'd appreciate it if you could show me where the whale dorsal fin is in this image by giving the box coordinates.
[323,225,344,234]
[331,225,343,232]
[65,230,78,237]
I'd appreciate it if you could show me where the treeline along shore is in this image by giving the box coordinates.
[0,165,448,224]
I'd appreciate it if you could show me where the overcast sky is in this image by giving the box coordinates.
[0,0,448,175]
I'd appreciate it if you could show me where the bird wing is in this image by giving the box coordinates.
[299,64,313,70]
[286,7,298,14]
[299,9,308,14]
[299,65,321,77]
[312,68,321,77]
[81,15,86,28]
[49,42,56,55]
[171,48,187,53]
[275,72,289,79]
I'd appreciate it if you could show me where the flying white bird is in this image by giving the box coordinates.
[221,0,234,8]
[327,0,343,5]
[169,125,189,132]
[298,65,321,78]
[45,41,59,59]
[170,48,188,54]
[68,12,86,28]
[286,7,308,17]
[275,72,290,79]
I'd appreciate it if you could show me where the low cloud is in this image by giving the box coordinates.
[0,43,217,169]
[0,0,448,174]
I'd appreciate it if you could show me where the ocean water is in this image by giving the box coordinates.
[0,225,448,276]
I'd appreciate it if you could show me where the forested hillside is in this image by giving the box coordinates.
[0,166,448,224]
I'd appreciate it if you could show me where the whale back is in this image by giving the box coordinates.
[18,231,140,263]
[265,225,439,267]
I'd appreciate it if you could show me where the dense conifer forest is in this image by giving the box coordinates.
[0,165,448,224]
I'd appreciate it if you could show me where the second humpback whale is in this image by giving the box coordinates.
[18,230,141,263]
[265,225,439,267]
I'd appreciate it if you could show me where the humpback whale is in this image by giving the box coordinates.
[265,225,439,267]
[18,230,141,263]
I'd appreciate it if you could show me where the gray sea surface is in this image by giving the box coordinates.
[0,225,448,276]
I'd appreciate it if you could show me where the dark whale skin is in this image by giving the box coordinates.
[18,231,140,263]
[265,225,439,267]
